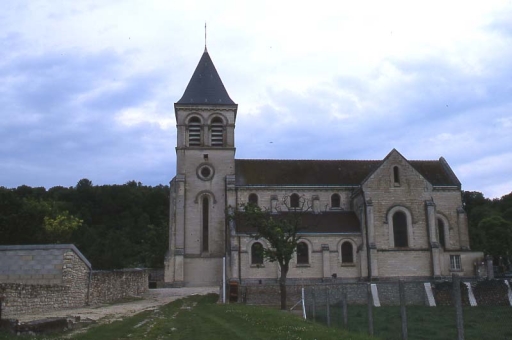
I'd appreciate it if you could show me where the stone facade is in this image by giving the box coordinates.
[0,245,148,318]
[164,48,484,287]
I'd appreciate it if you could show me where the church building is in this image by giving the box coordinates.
[164,47,483,287]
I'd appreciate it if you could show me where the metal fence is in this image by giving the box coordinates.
[301,275,512,340]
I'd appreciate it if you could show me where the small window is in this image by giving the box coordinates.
[450,255,461,271]
[248,193,258,205]
[188,117,201,146]
[331,194,341,208]
[393,166,400,185]
[341,241,354,263]
[251,243,264,265]
[393,211,408,247]
[211,117,224,146]
[290,193,300,208]
[296,242,309,264]
[438,218,446,249]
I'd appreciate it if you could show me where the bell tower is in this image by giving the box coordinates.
[166,47,237,286]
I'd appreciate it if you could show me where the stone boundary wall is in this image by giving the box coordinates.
[89,269,148,305]
[242,282,425,306]
[0,269,148,318]
[240,279,511,307]
[0,283,77,317]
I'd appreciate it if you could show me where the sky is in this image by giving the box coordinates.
[1,0,511,199]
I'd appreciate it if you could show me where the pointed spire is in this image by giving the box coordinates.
[176,48,235,105]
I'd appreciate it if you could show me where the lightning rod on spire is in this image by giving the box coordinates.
[204,22,208,52]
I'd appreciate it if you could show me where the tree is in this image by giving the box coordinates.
[478,216,512,257]
[234,195,312,310]
[44,211,83,243]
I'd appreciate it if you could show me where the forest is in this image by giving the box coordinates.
[0,179,511,271]
[0,179,169,270]
[463,190,512,269]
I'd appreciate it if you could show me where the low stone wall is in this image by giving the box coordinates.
[472,280,509,306]
[304,282,426,306]
[241,279,511,307]
[0,283,79,317]
[89,269,148,305]
[0,269,148,319]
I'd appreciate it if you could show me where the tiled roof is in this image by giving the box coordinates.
[235,159,381,186]
[409,161,460,186]
[235,211,361,234]
[235,159,460,187]
[176,49,236,105]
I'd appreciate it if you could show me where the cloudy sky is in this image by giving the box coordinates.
[1,0,511,199]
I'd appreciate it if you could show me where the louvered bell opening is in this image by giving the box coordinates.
[211,119,224,146]
[188,118,201,146]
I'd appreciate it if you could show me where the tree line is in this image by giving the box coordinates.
[0,179,169,270]
[463,191,512,269]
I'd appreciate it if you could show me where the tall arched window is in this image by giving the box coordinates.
[331,194,341,208]
[290,193,300,208]
[438,218,446,249]
[188,117,201,146]
[393,211,408,247]
[296,242,309,264]
[341,241,354,263]
[251,242,264,265]
[211,117,224,146]
[202,196,209,252]
[248,193,258,205]
[393,166,400,185]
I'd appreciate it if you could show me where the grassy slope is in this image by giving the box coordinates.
[0,294,373,340]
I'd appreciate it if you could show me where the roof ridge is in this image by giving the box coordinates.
[235,158,381,162]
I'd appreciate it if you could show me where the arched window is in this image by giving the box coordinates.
[341,241,354,263]
[248,193,258,205]
[210,117,224,146]
[296,242,309,264]
[438,218,446,249]
[188,117,201,146]
[393,211,408,247]
[331,194,341,208]
[290,193,300,208]
[202,196,209,252]
[251,242,264,265]
[393,166,400,185]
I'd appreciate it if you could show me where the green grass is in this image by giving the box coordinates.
[311,304,512,340]
[0,294,374,340]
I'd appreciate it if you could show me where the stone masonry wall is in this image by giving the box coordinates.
[0,248,89,318]
[89,269,148,305]
[242,280,511,307]
[243,281,427,307]
[0,246,148,318]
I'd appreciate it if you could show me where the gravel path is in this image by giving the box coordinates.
[15,287,219,324]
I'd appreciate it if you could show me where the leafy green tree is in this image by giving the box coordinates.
[234,196,311,310]
[478,216,512,257]
[44,211,83,243]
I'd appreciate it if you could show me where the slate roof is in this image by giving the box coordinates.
[235,159,460,187]
[176,49,236,105]
[235,211,361,234]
